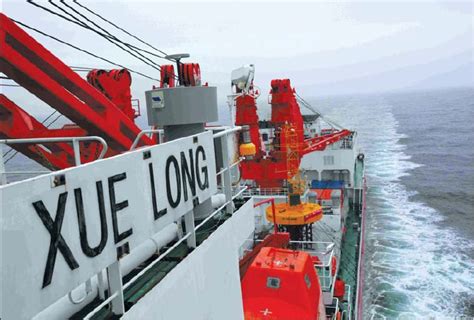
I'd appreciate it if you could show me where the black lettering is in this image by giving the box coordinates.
[33,192,79,288]
[196,145,209,190]
[180,149,196,201]
[74,182,108,257]
[108,173,133,244]
[166,156,181,208]
[149,163,167,219]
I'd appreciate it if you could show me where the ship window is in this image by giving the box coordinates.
[266,277,280,289]
[304,274,311,288]
[323,156,334,166]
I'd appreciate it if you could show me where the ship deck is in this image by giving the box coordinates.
[339,206,362,319]
[71,210,235,319]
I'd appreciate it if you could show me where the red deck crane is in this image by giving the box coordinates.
[0,13,153,169]
[235,78,352,188]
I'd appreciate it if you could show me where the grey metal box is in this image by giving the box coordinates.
[145,86,218,126]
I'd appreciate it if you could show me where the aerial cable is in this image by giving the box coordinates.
[55,0,167,65]
[72,0,169,57]
[27,1,173,78]
[46,1,169,76]
[64,0,172,62]
[28,1,179,81]
[295,92,344,130]
[10,18,162,82]
[3,110,62,163]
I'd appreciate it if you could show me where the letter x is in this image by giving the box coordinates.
[33,192,79,288]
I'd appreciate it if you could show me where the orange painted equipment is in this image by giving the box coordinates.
[312,189,333,201]
[239,233,290,278]
[265,202,323,225]
[242,247,325,320]
[240,142,257,157]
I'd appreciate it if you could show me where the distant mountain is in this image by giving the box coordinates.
[295,51,474,96]
[406,63,473,91]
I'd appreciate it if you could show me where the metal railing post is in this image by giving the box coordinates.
[220,135,233,214]
[130,129,162,150]
[72,138,81,165]
[0,137,108,177]
[213,127,241,214]
[107,261,125,316]
[0,144,7,185]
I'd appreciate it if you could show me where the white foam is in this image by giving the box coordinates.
[347,103,474,318]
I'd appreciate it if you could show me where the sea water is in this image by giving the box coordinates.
[312,87,474,319]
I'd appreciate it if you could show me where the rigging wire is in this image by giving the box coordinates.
[10,18,162,82]
[27,0,178,81]
[47,0,167,74]
[3,110,62,163]
[65,0,172,62]
[72,0,169,57]
[56,1,170,66]
[295,92,344,130]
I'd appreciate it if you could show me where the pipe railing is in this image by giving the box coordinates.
[212,126,241,139]
[82,184,249,319]
[0,136,108,185]
[355,176,367,320]
[325,298,340,320]
[130,129,163,150]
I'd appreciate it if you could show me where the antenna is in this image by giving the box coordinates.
[166,53,190,86]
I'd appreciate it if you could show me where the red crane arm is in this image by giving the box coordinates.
[0,94,108,169]
[0,94,78,169]
[303,129,352,154]
[0,13,152,153]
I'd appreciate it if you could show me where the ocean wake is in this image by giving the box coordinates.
[361,106,474,319]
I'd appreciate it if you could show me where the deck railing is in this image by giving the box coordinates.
[0,136,108,185]
[242,187,288,197]
[288,240,336,291]
[325,298,340,320]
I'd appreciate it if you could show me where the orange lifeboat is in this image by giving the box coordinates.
[241,247,326,319]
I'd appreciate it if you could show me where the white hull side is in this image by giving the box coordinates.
[123,199,255,320]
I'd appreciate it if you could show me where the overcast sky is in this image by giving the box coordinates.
[1,1,473,117]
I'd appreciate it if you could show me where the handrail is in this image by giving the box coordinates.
[216,159,240,176]
[0,136,108,165]
[345,283,352,320]
[212,126,241,138]
[130,126,242,151]
[130,129,162,150]
[355,177,367,320]
[83,186,248,319]
[325,298,340,320]
[0,136,108,185]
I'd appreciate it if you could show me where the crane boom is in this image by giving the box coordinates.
[0,13,152,169]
